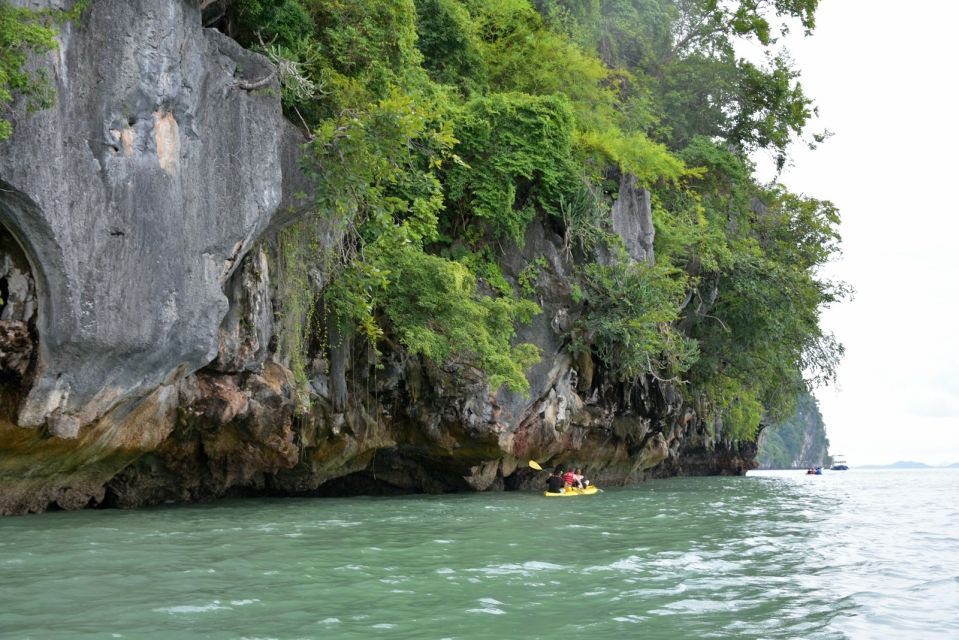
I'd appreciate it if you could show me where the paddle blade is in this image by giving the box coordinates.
[528,460,543,471]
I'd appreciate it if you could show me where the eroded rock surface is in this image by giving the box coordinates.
[0,0,290,430]
[610,173,656,264]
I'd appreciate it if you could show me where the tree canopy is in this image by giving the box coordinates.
[210,0,845,435]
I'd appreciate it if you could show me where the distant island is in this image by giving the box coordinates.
[858,461,958,469]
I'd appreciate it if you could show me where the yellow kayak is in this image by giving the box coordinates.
[544,485,599,497]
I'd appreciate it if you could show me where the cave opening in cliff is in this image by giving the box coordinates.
[0,224,37,325]
[0,220,39,422]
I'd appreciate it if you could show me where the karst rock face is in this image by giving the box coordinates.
[0,0,755,515]
[0,0,306,513]
[0,0,293,429]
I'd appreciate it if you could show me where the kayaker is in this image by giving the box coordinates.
[573,468,586,488]
[562,468,576,488]
[546,468,565,494]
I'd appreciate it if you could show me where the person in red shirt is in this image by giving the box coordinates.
[562,469,575,488]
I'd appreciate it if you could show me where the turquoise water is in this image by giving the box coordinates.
[1,469,957,639]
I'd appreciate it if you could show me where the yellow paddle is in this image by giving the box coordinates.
[528,460,543,471]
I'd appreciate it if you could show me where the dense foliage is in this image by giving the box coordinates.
[224,0,842,436]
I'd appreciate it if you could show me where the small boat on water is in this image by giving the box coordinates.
[528,460,600,496]
[806,467,823,475]
[831,456,849,471]
[544,485,600,497]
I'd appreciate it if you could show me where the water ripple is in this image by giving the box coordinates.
[0,469,955,638]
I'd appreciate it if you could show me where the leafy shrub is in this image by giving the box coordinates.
[572,259,698,382]
[0,2,59,140]
[444,92,578,242]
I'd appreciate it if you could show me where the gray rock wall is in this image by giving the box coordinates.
[0,0,295,431]
[610,173,655,264]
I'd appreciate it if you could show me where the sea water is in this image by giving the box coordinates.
[1,469,956,639]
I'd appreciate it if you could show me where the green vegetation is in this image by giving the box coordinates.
[445,92,578,243]
[0,2,57,141]
[572,259,698,382]
[0,1,88,140]
[757,391,831,469]
[227,0,843,433]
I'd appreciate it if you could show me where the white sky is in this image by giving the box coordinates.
[755,1,959,465]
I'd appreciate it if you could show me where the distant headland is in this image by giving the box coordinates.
[858,461,959,469]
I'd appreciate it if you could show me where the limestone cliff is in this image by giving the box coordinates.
[757,392,831,469]
[0,0,755,515]
[0,0,306,513]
